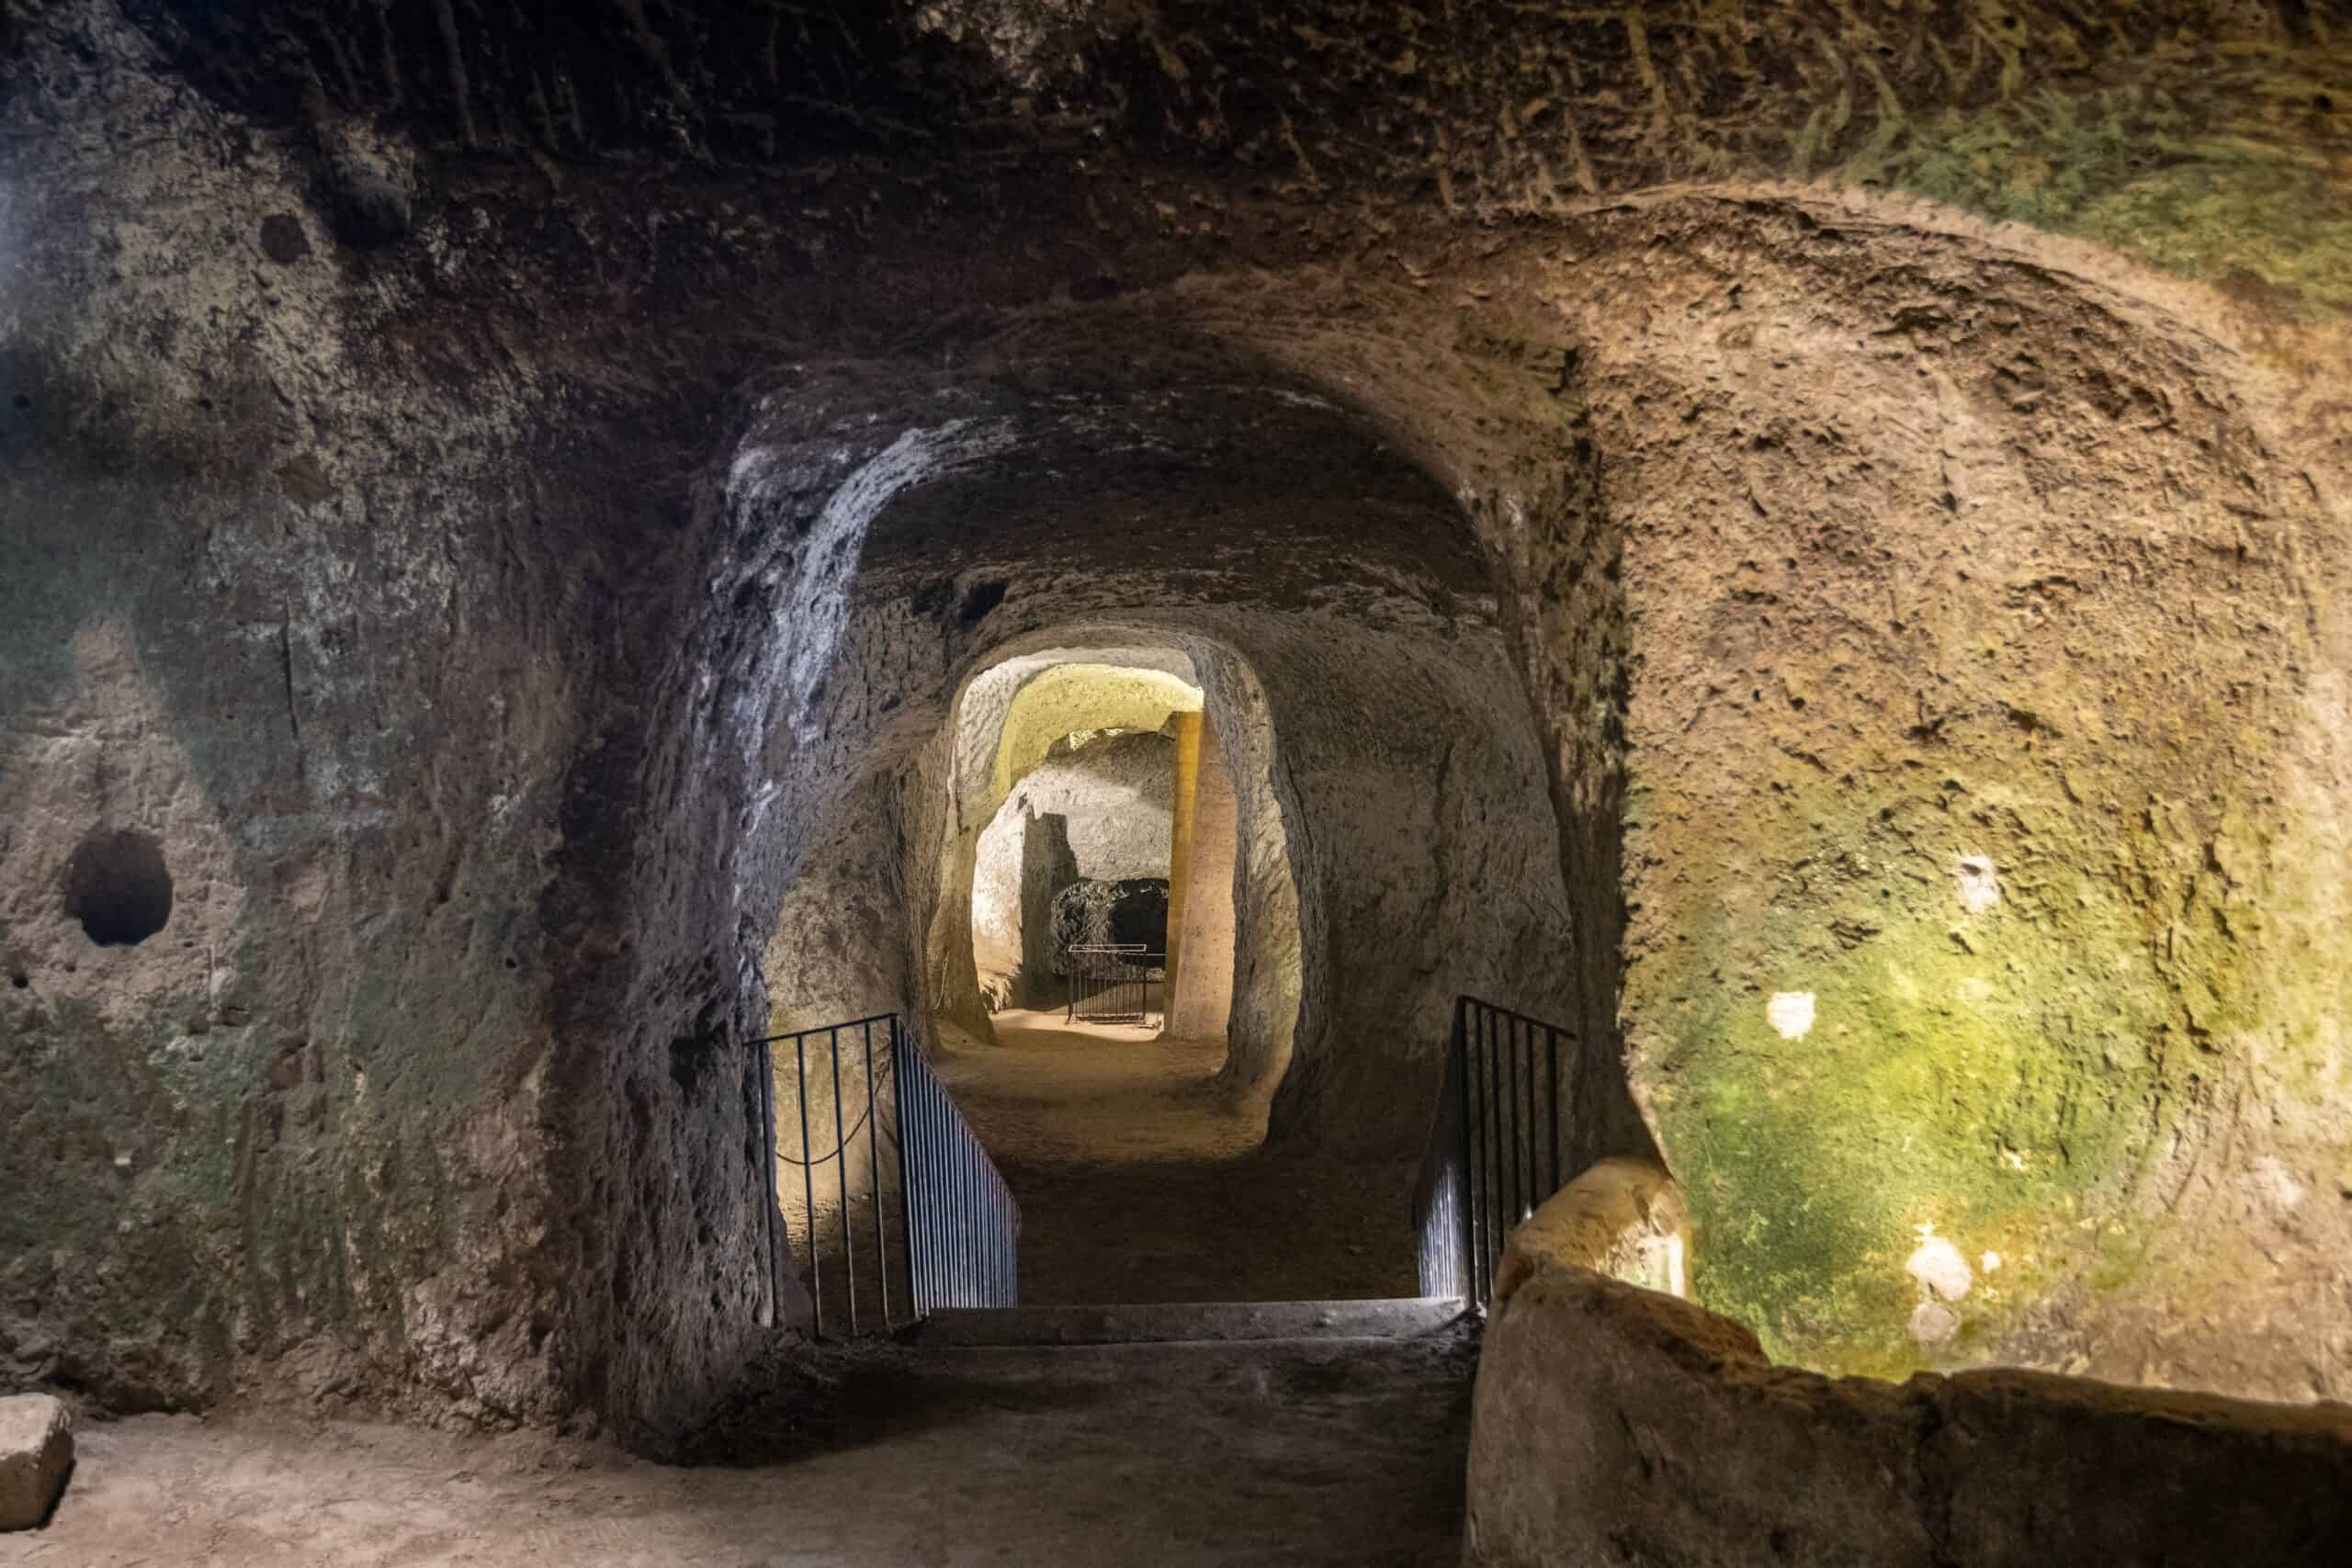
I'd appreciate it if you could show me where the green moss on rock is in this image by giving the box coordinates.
[1857,49,2352,317]
[1650,882,2185,1377]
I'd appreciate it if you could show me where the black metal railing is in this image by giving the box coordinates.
[1064,942,1163,1026]
[895,1033,1021,1311]
[759,1012,1019,1337]
[1412,995,1568,1308]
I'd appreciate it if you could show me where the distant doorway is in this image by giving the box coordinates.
[966,661,1241,1048]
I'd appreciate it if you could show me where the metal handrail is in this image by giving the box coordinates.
[757,1012,1018,1337]
[1412,995,1570,1308]
[894,1031,1021,1313]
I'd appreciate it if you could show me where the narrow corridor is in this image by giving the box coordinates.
[933,1011,1419,1305]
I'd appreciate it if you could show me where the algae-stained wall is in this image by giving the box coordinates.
[1544,196,2352,1397]
[0,433,577,1420]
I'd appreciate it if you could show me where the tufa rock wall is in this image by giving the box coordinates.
[6,0,2349,1438]
[1465,1258,2352,1568]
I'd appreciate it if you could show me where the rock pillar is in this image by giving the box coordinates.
[1168,715,1238,1041]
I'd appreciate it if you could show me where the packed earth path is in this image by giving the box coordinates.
[0,1331,1477,1567]
[6,1013,1472,1567]
[931,1011,1423,1305]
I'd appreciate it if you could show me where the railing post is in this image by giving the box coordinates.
[1524,1015,1538,1223]
[757,1036,781,1329]
[1470,1003,1484,1303]
[926,1048,941,1314]
[953,1103,969,1307]
[890,1019,921,1323]
[1544,1023,1560,1206]
[1453,997,1474,1303]
[863,1018,888,1327]
[828,1025,854,1334]
[1505,1012,1521,1235]
[1477,1003,1495,1303]
[910,1051,929,1316]
[762,1010,1019,1331]
[796,1032,820,1337]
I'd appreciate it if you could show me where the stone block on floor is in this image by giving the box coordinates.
[0,1394,74,1530]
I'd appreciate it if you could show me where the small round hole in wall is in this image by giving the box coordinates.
[62,828,175,947]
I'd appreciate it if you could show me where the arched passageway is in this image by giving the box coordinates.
[13,1,2352,1547]
[734,355,1580,1305]
[685,212,2352,1417]
[925,637,1325,1303]
[960,656,1204,1022]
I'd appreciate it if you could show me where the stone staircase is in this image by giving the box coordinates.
[915,1295,1469,1347]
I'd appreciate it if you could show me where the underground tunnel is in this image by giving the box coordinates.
[3,1,2352,1562]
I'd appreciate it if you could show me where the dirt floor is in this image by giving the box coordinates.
[2,1011,1465,1564]
[934,1011,1420,1303]
[6,1334,1476,1566]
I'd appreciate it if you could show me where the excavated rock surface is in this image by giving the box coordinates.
[98,3,2352,323]
[1464,1260,2352,1567]
[972,728,1176,1009]
[1049,878,1170,957]
[0,1393,73,1532]
[4,0,2349,1445]
[1564,197,2352,1391]
[720,365,1579,1161]
[923,636,1304,1084]
[983,665,1198,815]
[4,1334,1477,1566]
[934,650,1203,1035]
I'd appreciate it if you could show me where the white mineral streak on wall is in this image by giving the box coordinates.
[1766,991,1815,1041]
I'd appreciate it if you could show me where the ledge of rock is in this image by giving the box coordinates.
[0,1394,73,1531]
[1492,1156,1690,1305]
[1464,1260,2352,1567]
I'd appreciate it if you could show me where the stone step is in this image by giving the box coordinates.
[914,1296,1470,1347]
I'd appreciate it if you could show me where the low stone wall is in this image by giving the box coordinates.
[1465,1247,2352,1566]
[1492,1156,1689,1304]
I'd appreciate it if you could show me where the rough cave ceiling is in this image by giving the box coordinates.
[851,383,1486,608]
[62,2,2345,320]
